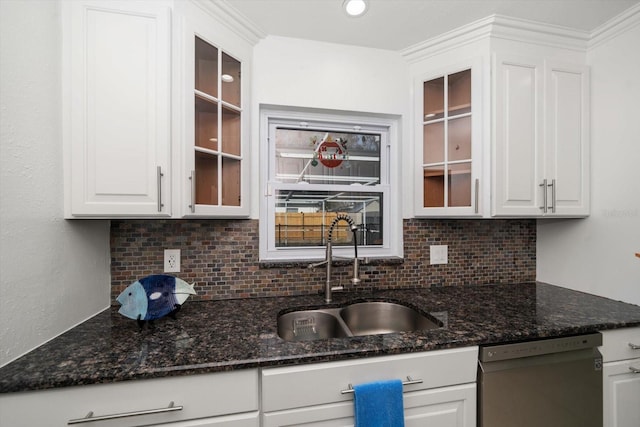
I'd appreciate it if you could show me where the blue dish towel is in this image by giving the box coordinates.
[353,379,405,427]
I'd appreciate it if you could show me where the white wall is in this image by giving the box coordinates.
[537,16,640,305]
[0,0,111,367]
[251,36,411,218]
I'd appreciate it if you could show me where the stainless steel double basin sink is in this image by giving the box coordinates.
[277,301,442,341]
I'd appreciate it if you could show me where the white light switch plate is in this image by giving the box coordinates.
[430,245,448,265]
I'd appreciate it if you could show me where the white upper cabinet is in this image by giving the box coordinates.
[175,0,252,218]
[493,54,590,217]
[544,61,590,216]
[414,58,484,217]
[409,16,590,218]
[64,0,172,218]
[64,0,254,219]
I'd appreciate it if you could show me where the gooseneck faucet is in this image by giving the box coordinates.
[308,214,361,303]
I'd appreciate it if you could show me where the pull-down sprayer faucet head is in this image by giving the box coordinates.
[307,213,360,303]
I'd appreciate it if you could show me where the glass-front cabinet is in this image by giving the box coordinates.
[193,38,242,208]
[415,60,482,217]
[181,1,251,217]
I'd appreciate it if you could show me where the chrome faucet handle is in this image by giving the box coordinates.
[307,259,328,269]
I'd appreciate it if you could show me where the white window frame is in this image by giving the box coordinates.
[259,106,403,261]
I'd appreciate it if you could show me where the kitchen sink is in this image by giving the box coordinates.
[277,310,351,341]
[277,301,442,342]
[340,301,441,336]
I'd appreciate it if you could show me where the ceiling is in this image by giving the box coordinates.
[222,0,639,51]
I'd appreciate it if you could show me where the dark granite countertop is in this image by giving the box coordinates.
[2,282,640,393]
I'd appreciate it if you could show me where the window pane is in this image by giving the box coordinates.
[275,129,380,185]
[423,122,444,164]
[448,116,471,162]
[448,69,471,116]
[423,165,444,208]
[195,96,217,151]
[195,37,217,97]
[221,52,241,107]
[424,76,444,121]
[221,106,240,156]
[275,190,382,248]
[449,163,472,207]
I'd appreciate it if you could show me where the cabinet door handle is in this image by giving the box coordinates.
[474,178,479,214]
[629,342,640,350]
[68,401,183,424]
[157,166,164,212]
[340,376,423,394]
[548,179,556,213]
[539,179,548,213]
[188,170,196,213]
[629,365,640,374]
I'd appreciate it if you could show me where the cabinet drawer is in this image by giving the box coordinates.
[262,383,476,427]
[0,370,258,427]
[262,347,478,412]
[600,327,640,362]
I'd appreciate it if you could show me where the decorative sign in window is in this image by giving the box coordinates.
[275,128,381,186]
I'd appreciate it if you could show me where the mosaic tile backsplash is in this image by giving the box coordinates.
[110,219,536,303]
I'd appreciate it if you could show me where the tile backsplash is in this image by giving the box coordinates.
[110,219,536,303]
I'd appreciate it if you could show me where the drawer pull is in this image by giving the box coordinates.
[341,376,423,394]
[629,342,640,350]
[68,401,183,425]
[630,366,640,374]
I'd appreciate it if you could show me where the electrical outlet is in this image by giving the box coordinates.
[430,245,448,265]
[164,249,181,273]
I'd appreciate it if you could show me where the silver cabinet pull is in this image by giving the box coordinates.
[539,179,548,212]
[629,342,640,350]
[474,178,479,214]
[341,376,423,394]
[188,170,196,213]
[629,366,640,374]
[548,179,556,213]
[68,401,182,424]
[157,166,164,212]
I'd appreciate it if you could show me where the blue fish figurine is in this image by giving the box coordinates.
[117,275,196,324]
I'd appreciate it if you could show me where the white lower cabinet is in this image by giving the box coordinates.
[0,370,259,427]
[261,347,478,427]
[600,327,640,427]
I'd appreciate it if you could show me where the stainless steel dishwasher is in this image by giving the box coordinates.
[478,333,603,427]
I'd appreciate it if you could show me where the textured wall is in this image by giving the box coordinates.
[110,219,535,303]
[0,0,110,367]
[537,12,640,306]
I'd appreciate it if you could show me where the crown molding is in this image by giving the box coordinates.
[401,15,494,63]
[589,2,640,50]
[195,0,266,46]
[489,14,589,51]
[401,14,590,63]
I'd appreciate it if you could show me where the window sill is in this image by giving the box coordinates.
[259,256,404,269]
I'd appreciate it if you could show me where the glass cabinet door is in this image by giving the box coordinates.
[192,36,242,209]
[422,69,472,209]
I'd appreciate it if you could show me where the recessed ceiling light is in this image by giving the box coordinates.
[343,0,368,17]
[221,74,234,83]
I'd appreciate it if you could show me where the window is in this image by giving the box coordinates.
[260,107,402,261]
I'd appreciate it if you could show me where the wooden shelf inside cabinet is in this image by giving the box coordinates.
[424,103,472,121]
[423,168,471,178]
